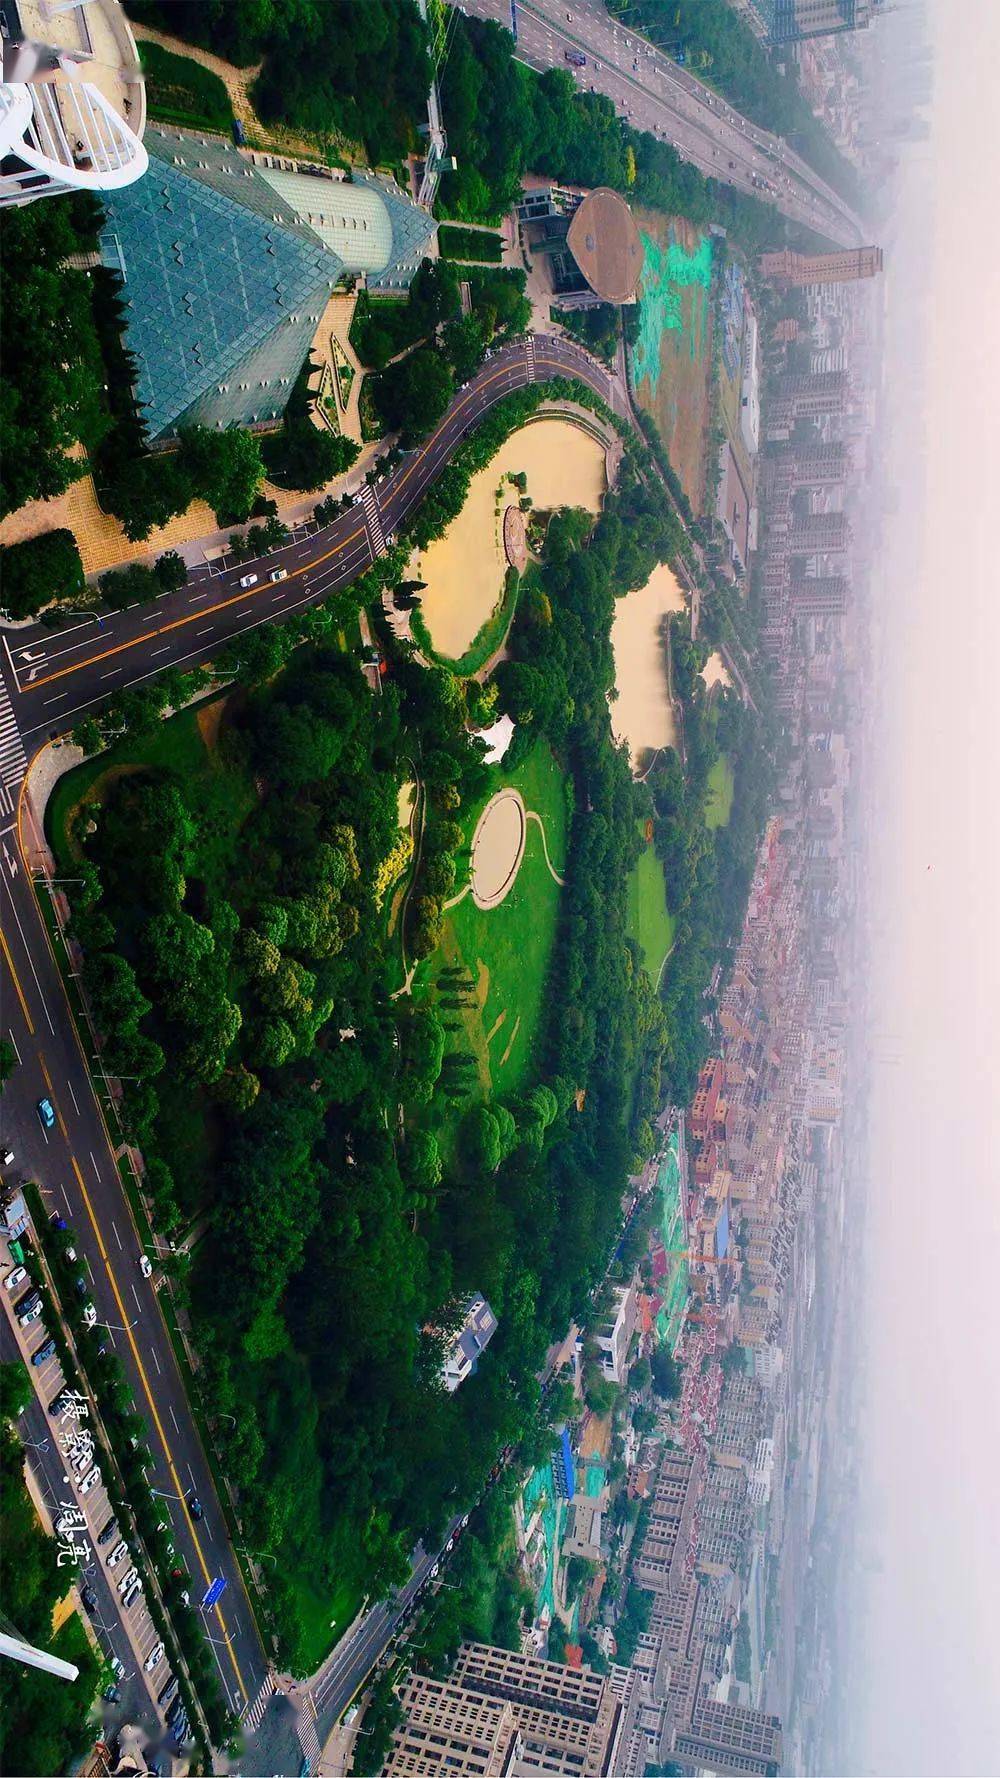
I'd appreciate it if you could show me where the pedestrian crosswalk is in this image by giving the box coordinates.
[240,1673,277,1734]
[0,675,27,811]
[525,333,536,383]
[298,1698,322,1770]
[359,481,387,558]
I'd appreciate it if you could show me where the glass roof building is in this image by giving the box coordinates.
[98,125,437,441]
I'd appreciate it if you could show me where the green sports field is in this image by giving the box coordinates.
[627,835,674,986]
[705,753,735,829]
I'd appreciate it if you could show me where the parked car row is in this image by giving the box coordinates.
[3,1243,174,1725]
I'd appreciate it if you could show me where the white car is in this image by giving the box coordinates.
[238,572,258,589]
[144,1641,164,1673]
[1,1147,13,1166]
[107,1541,128,1570]
[269,567,288,584]
[4,1266,27,1293]
[80,1464,102,1495]
[139,1254,153,1279]
[18,1302,42,1327]
[82,1303,97,1328]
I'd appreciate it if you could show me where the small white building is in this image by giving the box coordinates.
[592,1281,639,1387]
[739,307,761,459]
[442,1294,498,1392]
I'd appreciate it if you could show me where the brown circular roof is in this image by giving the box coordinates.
[566,188,644,304]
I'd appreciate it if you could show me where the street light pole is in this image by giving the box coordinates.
[236,1546,277,1567]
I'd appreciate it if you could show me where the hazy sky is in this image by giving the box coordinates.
[856,5,1000,1773]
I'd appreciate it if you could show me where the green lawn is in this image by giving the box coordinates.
[423,740,570,1104]
[139,41,232,133]
[627,837,674,985]
[290,1567,365,1675]
[705,753,734,830]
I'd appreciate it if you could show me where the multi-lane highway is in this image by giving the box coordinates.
[0,334,616,1767]
[457,0,864,247]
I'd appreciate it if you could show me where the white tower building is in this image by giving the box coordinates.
[0,0,146,207]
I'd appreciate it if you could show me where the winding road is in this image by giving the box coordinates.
[0,334,618,1769]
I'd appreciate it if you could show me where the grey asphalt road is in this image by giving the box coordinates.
[0,1309,160,1744]
[0,334,616,1772]
[457,0,864,246]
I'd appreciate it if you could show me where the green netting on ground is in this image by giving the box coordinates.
[656,1129,689,1350]
[583,1458,606,1499]
[522,1461,564,1619]
[629,227,713,396]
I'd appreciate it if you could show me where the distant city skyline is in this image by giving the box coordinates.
[853,3,1000,1772]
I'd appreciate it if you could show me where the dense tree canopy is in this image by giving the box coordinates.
[128,0,432,161]
[0,198,109,516]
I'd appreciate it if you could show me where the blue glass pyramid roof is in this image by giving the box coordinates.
[99,131,344,440]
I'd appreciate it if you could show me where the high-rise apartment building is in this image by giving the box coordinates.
[760,246,883,285]
[791,576,850,617]
[633,1451,705,1594]
[0,0,146,207]
[384,1643,640,1778]
[735,0,876,43]
[386,1674,518,1778]
[786,512,851,553]
[672,1697,783,1776]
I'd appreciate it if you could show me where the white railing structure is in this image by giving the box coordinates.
[0,69,146,204]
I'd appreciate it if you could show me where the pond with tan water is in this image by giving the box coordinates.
[415,418,607,660]
[609,560,686,770]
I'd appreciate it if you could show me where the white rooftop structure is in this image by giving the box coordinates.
[473,714,515,766]
[0,0,146,207]
[442,1294,498,1393]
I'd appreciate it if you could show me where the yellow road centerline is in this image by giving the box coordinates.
[22,524,366,693]
[68,1152,248,1702]
[0,927,35,1035]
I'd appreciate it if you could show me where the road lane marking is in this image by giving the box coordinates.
[150,1346,161,1375]
[111,1219,122,1250]
[131,1283,142,1311]
[67,1080,80,1114]
[6,1029,21,1063]
[18,524,366,693]
[0,928,35,1035]
[169,1405,180,1433]
[39,1058,68,1135]
[66,1154,248,1702]
[1,877,55,1033]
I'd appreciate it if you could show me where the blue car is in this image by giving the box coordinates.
[37,1097,55,1130]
